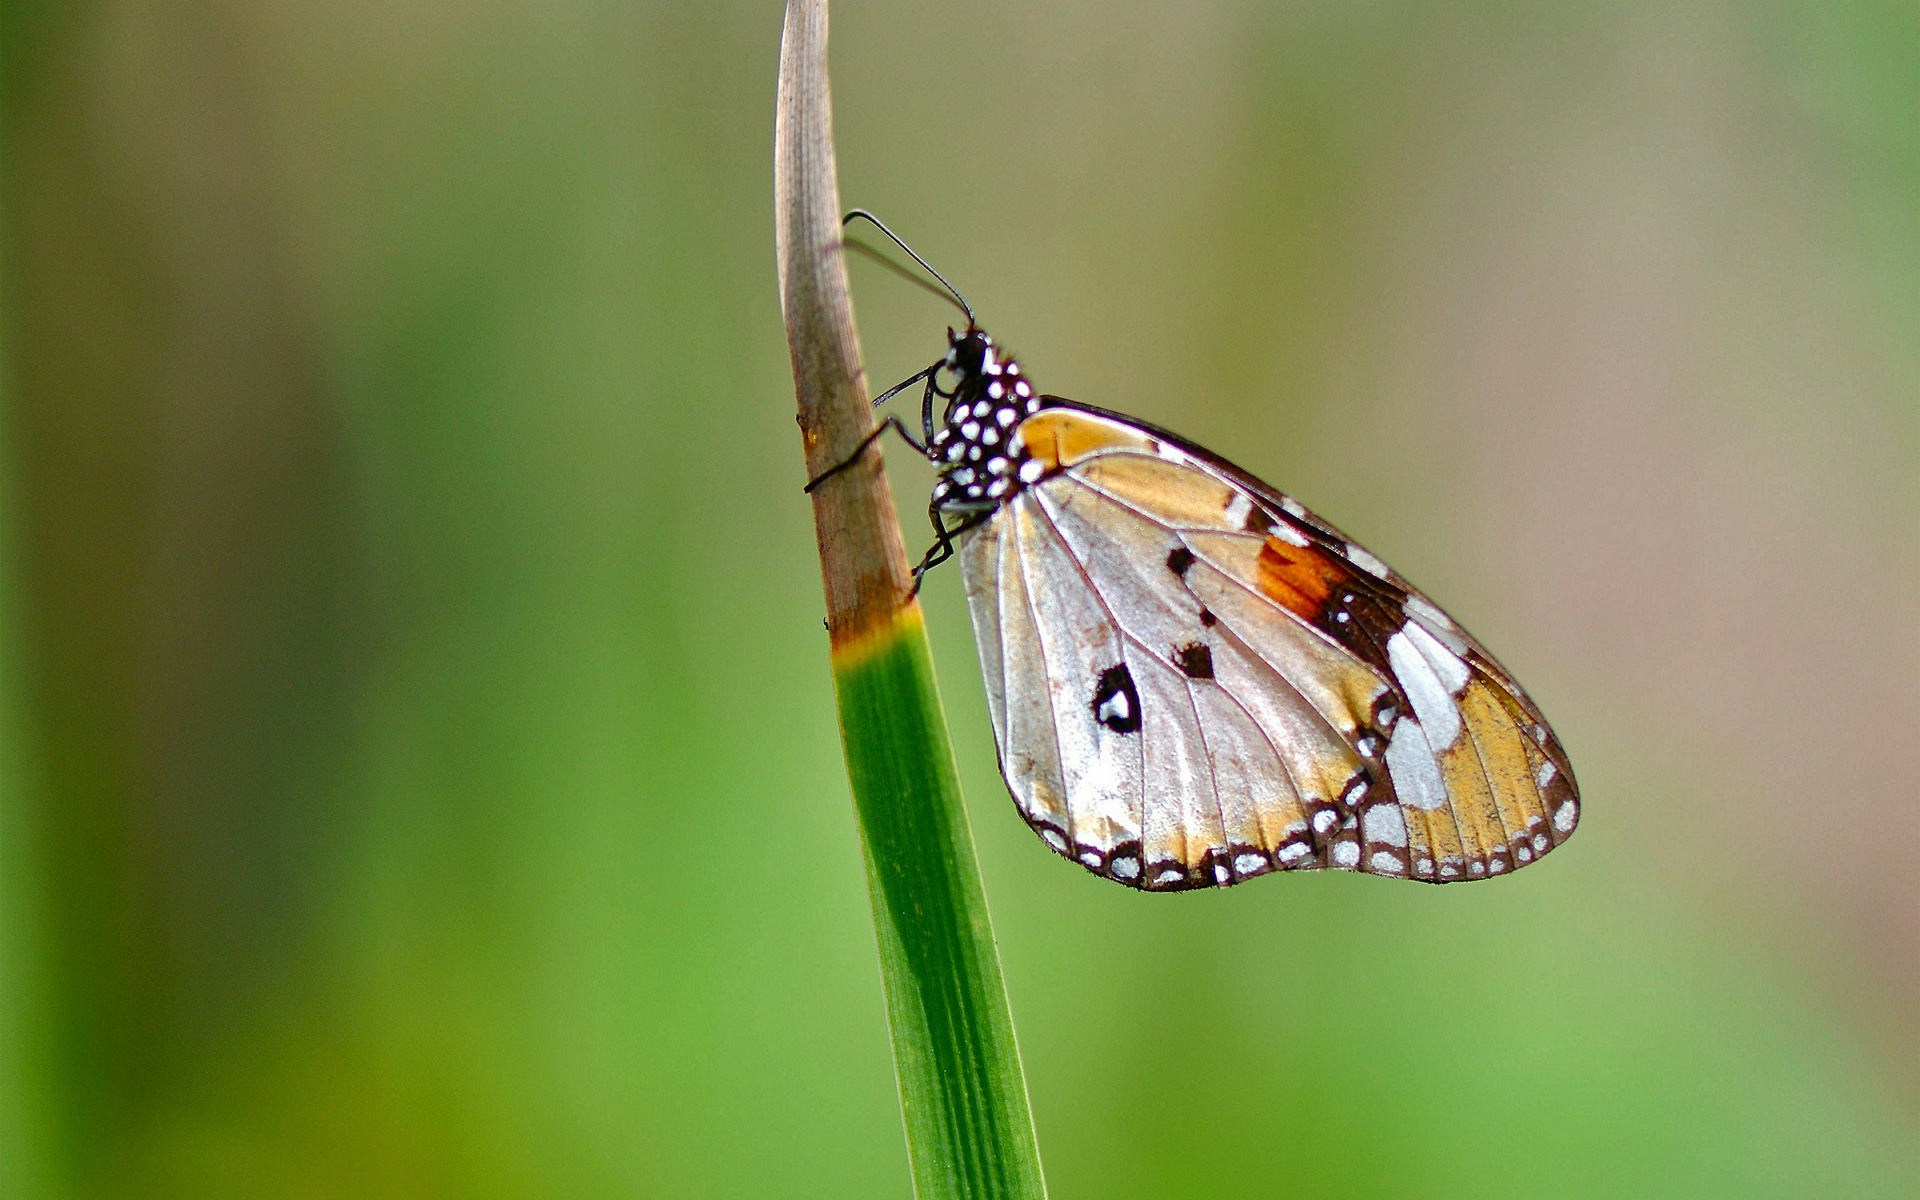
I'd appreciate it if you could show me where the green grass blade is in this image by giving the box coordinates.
[776,0,1048,1192]
[834,613,1046,1199]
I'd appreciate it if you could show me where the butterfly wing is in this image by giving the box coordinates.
[958,403,1579,889]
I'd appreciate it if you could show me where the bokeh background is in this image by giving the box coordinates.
[5,1,1918,1196]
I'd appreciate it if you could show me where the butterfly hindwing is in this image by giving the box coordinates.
[958,402,1579,888]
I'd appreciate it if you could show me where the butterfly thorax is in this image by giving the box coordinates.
[927,329,1051,513]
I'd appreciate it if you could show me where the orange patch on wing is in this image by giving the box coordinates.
[1016,408,1160,471]
[1254,537,1353,622]
[1437,729,1506,865]
[1459,679,1545,841]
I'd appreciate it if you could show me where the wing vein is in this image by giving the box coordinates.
[1070,462,1401,639]
[1182,670,1229,867]
[1040,472,1382,765]
[1457,668,1519,859]
[1026,492,1190,869]
[1042,497,1234,863]
[1033,477,1342,870]
[1010,506,1074,852]
[1172,592,1315,866]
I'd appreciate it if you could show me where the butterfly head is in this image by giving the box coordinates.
[934,327,1000,408]
[927,327,1048,511]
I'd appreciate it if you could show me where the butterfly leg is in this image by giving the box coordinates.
[802,416,929,494]
[908,505,992,596]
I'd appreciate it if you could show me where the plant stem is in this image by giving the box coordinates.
[774,3,1047,1196]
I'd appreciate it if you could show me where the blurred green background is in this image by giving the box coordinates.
[5,1,1918,1196]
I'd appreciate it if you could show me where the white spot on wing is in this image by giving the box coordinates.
[1271,523,1309,547]
[1346,544,1391,578]
[1554,800,1577,833]
[1223,492,1253,528]
[1536,759,1558,790]
[1362,804,1408,847]
[1404,594,1470,654]
[1111,856,1140,880]
[1387,631,1464,750]
[1277,842,1311,863]
[1234,853,1267,876]
[1383,716,1447,810]
[1331,841,1360,868]
[1280,496,1307,518]
[1403,593,1452,630]
[1369,851,1402,874]
[1404,621,1470,694]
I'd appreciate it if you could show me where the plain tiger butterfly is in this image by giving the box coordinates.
[815,211,1580,891]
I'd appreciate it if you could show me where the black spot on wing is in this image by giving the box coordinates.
[1318,584,1404,679]
[1166,546,1196,576]
[1091,664,1142,734]
[1173,642,1214,680]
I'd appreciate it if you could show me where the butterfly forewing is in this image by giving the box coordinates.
[956,402,1579,888]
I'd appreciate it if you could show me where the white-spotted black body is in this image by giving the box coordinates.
[926,329,1050,513]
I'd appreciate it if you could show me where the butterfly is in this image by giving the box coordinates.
[817,212,1580,891]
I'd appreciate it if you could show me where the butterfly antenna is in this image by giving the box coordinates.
[843,209,976,328]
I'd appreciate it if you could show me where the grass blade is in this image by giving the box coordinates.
[774,3,1047,1195]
